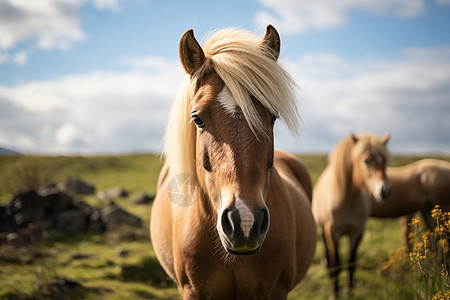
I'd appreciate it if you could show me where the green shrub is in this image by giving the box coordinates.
[6,156,56,193]
[383,206,450,299]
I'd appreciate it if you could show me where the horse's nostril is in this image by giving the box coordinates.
[221,208,234,238]
[381,185,392,199]
[256,208,270,236]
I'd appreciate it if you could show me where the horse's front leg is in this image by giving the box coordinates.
[180,284,205,300]
[348,232,363,295]
[269,283,288,300]
[323,224,340,299]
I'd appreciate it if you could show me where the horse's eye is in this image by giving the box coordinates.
[271,116,277,126]
[364,159,370,165]
[192,115,205,129]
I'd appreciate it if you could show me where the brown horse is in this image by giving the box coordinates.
[150,25,316,299]
[371,158,450,250]
[312,133,392,298]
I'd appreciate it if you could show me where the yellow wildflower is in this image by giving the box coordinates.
[431,205,442,220]
[409,217,420,226]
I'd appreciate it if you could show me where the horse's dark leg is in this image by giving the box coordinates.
[323,225,340,299]
[422,202,440,256]
[421,202,437,232]
[348,233,363,295]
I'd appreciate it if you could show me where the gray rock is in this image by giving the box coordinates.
[7,190,45,226]
[38,187,75,213]
[6,232,24,248]
[55,209,89,234]
[101,204,142,231]
[97,187,129,200]
[134,193,155,204]
[0,206,16,233]
[115,247,130,257]
[58,177,95,195]
[39,278,88,299]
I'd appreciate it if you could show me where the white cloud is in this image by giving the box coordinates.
[1,49,449,155]
[283,47,450,154]
[0,56,184,154]
[55,123,84,147]
[0,0,122,65]
[92,0,120,11]
[254,0,425,34]
[0,0,84,50]
[13,51,28,65]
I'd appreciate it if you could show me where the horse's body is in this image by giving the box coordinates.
[370,159,450,248]
[150,26,316,299]
[312,133,391,298]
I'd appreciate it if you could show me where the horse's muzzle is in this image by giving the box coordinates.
[380,182,392,200]
[218,199,270,255]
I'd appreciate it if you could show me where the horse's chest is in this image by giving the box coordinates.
[333,195,370,235]
[185,264,270,299]
[175,215,287,299]
[336,194,370,218]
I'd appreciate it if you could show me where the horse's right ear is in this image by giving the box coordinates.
[382,133,392,145]
[179,29,205,76]
[351,133,358,143]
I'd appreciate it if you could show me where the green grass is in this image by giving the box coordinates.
[0,154,164,204]
[0,153,448,299]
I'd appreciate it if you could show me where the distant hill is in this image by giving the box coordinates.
[0,147,21,156]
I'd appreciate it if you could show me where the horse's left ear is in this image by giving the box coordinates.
[179,29,206,76]
[382,133,391,145]
[261,25,280,61]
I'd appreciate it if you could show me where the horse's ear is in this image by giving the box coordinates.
[382,133,391,145]
[261,25,280,61]
[179,29,205,76]
[351,133,358,143]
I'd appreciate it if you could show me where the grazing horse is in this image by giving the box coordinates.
[150,25,316,299]
[312,133,392,298]
[370,158,450,250]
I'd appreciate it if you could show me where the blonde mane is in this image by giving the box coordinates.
[164,28,300,198]
[328,133,389,200]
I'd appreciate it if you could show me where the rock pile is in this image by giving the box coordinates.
[0,178,143,247]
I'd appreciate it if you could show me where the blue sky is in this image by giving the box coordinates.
[1,0,450,154]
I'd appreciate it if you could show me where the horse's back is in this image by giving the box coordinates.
[417,159,450,210]
[271,150,316,286]
[394,158,450,207]
[372,159,450,217]
[274,150,313,201]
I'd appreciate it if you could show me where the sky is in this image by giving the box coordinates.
[1,0,450,155]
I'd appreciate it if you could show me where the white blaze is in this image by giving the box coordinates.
[235,198,254,238]
[218,86,237,115]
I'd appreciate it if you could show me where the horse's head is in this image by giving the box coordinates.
[173,25,298,255]
[189,73,273,255]
[351,133,392,202]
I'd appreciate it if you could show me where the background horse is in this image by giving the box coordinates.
[150,25,316,299]
[312,133,392,298]
[371,158,450,250]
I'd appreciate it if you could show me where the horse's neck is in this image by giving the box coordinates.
[343,171,370,204]
[349,184,370,201]
[192,189,219,223]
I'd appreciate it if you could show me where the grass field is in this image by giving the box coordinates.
[0,154,448,299]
